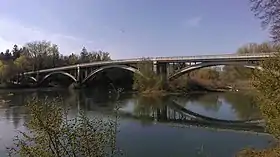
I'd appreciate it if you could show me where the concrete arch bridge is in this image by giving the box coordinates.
[19,53,270,88]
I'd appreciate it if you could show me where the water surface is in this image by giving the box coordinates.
[0,89,273,157]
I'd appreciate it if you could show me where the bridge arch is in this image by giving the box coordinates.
[24,76,37,82]
[81,65,142,85]
[169,62,262,81]
[39,71,77,84]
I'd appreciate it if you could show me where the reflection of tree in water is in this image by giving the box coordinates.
[172,93,222,112]
[223,92,261,120]
[80,88,121,112]
[193,93,221,112]
[0,93,28,128]
[133,96,169,121]
[0,89,124,128]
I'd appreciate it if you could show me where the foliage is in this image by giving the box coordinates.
[234,1,280,156]
[237,144,280,157]
[14,55,29,73]
[0,41,111,83]
[251,52,280,138]
[221,42,280,84]
[235,53,280,156]
[7,98,119,157]
[168,76,190,92]
[133,96,166,118]
[190,68,221,88]
[0,60,15,83]
[133,59,165,94]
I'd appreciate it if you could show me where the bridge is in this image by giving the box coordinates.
[19,53,272,88]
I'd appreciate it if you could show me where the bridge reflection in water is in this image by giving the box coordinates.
[0,89,266,134]
[115,97,265,134]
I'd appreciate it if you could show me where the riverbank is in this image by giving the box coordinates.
[0,79,250,97]
[0,83,33,89]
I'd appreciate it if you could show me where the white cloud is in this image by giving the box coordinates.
[0,17,99,55]
[185,16,202,27]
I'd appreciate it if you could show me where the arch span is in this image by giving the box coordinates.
[82,65,143,84]
[27,76,37,82]
[168,62,262,81]
[21,76,37,82]
[39,71,77,84]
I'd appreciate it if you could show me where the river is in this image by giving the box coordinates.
[0,88,274,157]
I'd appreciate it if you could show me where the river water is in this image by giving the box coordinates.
[0,88,274,157]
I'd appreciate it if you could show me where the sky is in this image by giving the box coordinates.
[0,0,269,59]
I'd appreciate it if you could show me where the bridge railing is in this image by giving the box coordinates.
[154,53,274,61]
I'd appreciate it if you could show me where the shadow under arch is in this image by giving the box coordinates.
[81,65,143,85]
[38,71,77,85]
[168,62,263,81]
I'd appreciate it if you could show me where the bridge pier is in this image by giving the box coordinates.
[156,62,168,89]
[76,65,80,83]
[153,61,157,74]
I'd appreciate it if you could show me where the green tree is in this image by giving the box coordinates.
[236,1,280,155]
[237,53,280,156]
[251,54,280,138]
[0,60,15,83]
[8,98,119,157]
[14,55,29,74]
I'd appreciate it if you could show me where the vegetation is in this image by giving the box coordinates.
[7,98,119,157]
[133,59,166,96]
[236,53,280,156]
[0,40,274,92]
[0,41,111,83]
[236,0,280,156]
[221,42,280,84]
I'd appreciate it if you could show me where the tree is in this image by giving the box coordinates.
[8,98,120,157]
[4,49,12,61]
[0,40,113,82]
[236,1,280,156]
[80,47,89,63]
[0,60,14,83]
[221,42,280,84]
[12,44,21,60]
[68,53,79,65]
[50,44,59,68]
[25,41,61,70]
[237,53,280,156]
[250,0,280,43]
[133,59,165,95]
[14,55,29,74]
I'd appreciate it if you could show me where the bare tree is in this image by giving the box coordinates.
[250,0,280,43]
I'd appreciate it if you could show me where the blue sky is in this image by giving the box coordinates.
[0,0,269,59]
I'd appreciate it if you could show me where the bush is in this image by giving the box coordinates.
[7,98,120,157]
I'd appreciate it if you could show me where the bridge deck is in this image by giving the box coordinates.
[24,53,274,74]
